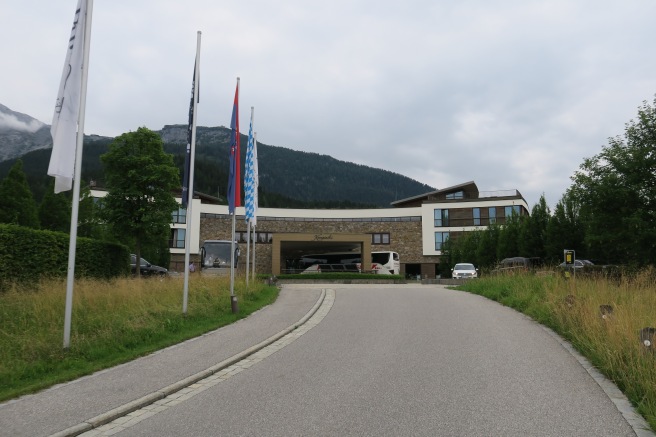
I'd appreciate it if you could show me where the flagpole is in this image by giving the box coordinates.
[252,131,258,280]
[62,0,93,349]
[245,220,250,287]
[182,31,201,314]
[229,77,240,314]
[252,223,256,279]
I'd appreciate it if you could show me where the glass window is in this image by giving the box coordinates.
[489,207,497,225]
[505,205,520,218]
[371,233,390,245]
[434,209,449,227]
[172,208,186,224]
[170,228,185,248]
[473,208,481,226]
[446,191,464,200]
[435,232,449,251]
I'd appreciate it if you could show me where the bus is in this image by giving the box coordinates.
[299,251,400,275]
[199,240,240,276]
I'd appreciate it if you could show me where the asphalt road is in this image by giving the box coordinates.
[103,284,639,437]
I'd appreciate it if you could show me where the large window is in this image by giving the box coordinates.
[505,205,520,218]
[488,207,497,225]
[446,191,464,200]
[473,208,481,226]
[435,232,449,251]
[434,209,449,227]
[170,228,186,248]
[372,233,390,244]
[172,208,186,224]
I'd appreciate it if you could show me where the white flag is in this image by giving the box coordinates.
[48,0,87,193]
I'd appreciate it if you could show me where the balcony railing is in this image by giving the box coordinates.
[478,189,519,198]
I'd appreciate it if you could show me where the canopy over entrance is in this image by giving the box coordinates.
[271,233,372,275]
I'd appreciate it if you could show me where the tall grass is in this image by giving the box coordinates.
[458,272,656,432]
[0,275,278,402]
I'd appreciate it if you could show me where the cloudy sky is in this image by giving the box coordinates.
[2,0,656,209]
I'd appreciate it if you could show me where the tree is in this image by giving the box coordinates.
[544,191,585,264]
[496,215,521,261]
[0,160,40,229]
[570,97,656,265]
[476,224,500,269]
[39,180,71,233]
[100,128,179,276]
[519,195,550,260]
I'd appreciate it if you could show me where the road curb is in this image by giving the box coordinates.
[49,288,327,437]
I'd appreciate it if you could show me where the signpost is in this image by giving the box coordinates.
[564,249,575,279]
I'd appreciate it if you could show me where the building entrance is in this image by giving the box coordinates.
[271,233,372,275]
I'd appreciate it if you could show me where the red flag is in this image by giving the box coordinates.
[228,79,241,212]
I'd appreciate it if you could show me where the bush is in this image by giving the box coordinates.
[0,224,129,289]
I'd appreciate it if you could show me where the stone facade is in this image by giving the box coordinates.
[189,214,441,276]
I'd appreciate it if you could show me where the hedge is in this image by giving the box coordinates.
[0,224,130,289]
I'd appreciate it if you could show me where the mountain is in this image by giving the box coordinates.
[0,104,51,162]
[0,104,436,208]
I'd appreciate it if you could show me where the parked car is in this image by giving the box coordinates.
[451,263,478,279]
[130,254,168,276]
[301,264,360,274]
[558,259,594,270]
[494,257,543,274]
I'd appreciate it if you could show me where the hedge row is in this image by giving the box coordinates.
[0,224,130,288]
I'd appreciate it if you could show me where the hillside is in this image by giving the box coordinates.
[0,104,435,208]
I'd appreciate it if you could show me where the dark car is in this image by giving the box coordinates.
[558,259,594,270]
[130,254,168,276]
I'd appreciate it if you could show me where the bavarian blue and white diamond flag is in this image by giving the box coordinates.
[244,107,258,227]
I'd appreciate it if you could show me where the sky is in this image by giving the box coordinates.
[2,0,656,209]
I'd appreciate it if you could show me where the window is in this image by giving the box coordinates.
[371,233,390,244]
[170,228,186,248]
[505,205,520,218]
[237,231,273,243]
[435,232,449,251]
[489,207,497,225]
[434,209,449,227]
[446,191,464,200]
[172,208,186,224]
[473,208,481,226]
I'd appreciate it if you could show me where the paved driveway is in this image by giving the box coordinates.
[1,284,651,436]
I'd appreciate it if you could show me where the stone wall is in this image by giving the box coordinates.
[190,214,441,275]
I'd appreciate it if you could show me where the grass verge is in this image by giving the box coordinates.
[456,272,656,432]
[0,275,278,402]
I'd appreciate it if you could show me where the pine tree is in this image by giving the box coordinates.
[0,160,40,229]
[39,180,71,233]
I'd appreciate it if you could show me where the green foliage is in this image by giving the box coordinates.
[38,180,71,233]
[496,215,521,261]
[570,97,656,266]
[544,191,585,263]
[0,224,130,289]
[519,195,550,259]
[0,160,40,229]
[101,128,179,270]
[0,277,278,401]
[1,127,434,210]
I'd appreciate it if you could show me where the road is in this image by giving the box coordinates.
[81,284,640,437]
